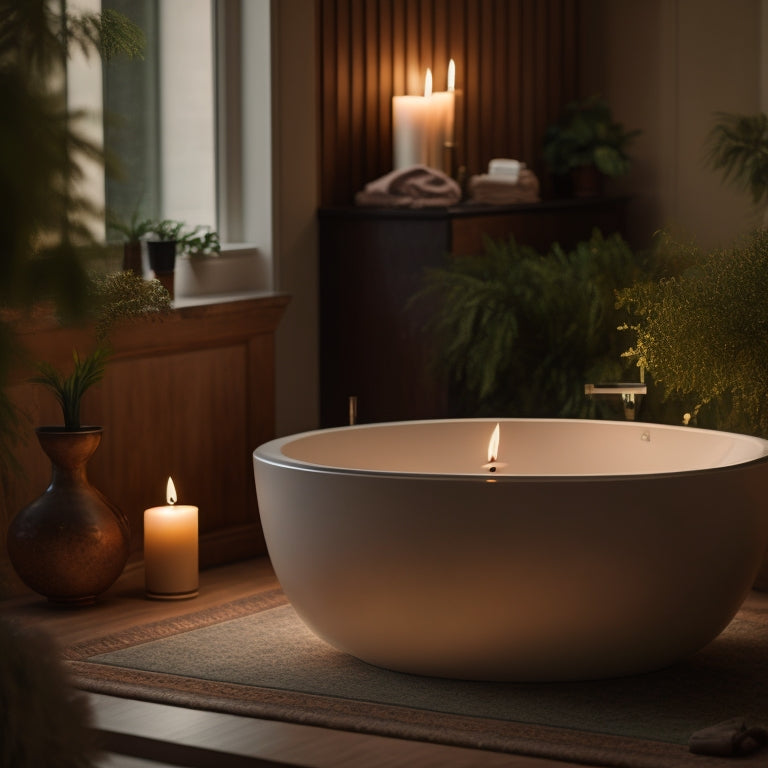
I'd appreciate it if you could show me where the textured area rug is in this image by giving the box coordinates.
[64,589,768,768]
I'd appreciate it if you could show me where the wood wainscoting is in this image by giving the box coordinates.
[1,293,290,594]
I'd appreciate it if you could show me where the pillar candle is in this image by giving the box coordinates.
[392,69,432,170]
[144,477,199,600]
[426,59,456,173]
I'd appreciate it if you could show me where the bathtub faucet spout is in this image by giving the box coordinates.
[584,383,647,421]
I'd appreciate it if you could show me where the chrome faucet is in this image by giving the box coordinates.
[584,383,647,421]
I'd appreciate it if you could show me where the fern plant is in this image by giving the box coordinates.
[413,230,641,418]
[705,112,768,211]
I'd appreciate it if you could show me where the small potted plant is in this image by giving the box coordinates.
[145,220,221,296]
[180,225,221,258]
[542,96,640,197]
[107,209,155,274]
[146,219,185,281]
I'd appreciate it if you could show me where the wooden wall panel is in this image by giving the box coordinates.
[319,0,581,206]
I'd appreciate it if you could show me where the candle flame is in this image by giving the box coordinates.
[447,58,455,91]
[166,476,177,506]
[424,68,433,98]
[487,423,500,463]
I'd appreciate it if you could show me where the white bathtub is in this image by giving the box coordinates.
[253,419,768,681]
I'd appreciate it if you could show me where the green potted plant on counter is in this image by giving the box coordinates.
[543,96,640,197]
[145,220,221,296]
[107,209,154,274]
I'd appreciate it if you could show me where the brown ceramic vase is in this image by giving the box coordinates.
[7,427,130,607]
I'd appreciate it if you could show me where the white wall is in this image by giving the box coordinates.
[580,0,763,249]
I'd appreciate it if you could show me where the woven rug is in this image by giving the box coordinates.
[63,588,768,768]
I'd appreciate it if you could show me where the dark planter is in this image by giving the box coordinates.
[147,239,177,274]
[7,427,130,607]
[570,165,605,198]
[147,239,177,298]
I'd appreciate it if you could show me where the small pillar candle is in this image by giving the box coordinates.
[144,477,199,600]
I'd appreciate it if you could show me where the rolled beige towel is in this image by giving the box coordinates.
[355,165,462,208]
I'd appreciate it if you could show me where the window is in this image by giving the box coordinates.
[67,0,272,262]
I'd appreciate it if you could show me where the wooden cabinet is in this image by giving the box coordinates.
[318,198,628,427]
[1,294,289,591]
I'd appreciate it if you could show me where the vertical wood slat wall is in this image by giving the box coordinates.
[319,0,580,207]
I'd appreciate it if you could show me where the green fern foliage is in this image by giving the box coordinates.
[617,229,768,436]
[413,230,640,418]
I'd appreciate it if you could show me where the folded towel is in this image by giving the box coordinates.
[355,165,462,208]
[488,158,522,181]
[689,718,768,757]
[467,168,540,205]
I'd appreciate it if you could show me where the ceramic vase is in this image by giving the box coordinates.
[7,427,130,607]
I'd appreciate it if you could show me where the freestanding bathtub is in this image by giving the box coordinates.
[253,419,768,681]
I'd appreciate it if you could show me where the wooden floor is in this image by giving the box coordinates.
[3,558,597,768]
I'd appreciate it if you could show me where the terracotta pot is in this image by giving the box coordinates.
[7,427,130,607]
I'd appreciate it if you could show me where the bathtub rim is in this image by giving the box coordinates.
[253,417,768,481]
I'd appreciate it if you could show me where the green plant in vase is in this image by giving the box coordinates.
[32,347,110,431]
[7,270,170,606]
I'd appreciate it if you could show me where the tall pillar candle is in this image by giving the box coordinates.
[392,70,432,169]
[144,477,199,600]
[427,59,456,173]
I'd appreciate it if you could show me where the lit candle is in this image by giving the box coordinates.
[426,59,456,173]
[392,69,432,169]
[144,477,199,600]
[482,423,508,473]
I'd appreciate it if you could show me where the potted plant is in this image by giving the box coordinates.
[705,111,768,223]
[179,225,221,258]
[145,220,221,296]
[146,219,185,280]
[107,209,154,273]
[542,96,640,197]
[6,271,171,606]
